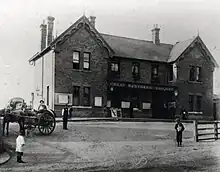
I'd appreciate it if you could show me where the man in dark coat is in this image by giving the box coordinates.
[62,104,69,130]
[174,118,185,147]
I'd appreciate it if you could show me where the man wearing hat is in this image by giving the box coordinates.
[16,130,25,163]
[62,104,69,130]
[174,118,185,147]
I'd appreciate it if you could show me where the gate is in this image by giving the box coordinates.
[194,120,219,142]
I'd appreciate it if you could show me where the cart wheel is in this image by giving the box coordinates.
[38,111,56,135]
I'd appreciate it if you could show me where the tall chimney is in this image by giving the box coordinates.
[47,16,55,46]
[40,20,47,51]
[151,24,160,45]
[89,16,96,27]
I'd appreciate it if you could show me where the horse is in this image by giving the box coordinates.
[1,108,25,136]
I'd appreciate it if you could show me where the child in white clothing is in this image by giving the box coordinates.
[16,130,25,163]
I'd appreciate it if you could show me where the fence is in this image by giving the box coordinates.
[194,120,219,142]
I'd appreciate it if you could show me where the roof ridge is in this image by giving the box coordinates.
[101,33,173,46]
[101,33,152,43]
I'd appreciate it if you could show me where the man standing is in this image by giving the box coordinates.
[16,130,25,163]
[62,104,69,130]
[174,118,185,147]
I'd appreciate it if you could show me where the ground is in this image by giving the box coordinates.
[0,121,220,171]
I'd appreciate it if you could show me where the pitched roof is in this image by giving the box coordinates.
[168,37,195,63]
[168,36,218,67]
[101,33,173,62]
[29,15,114,62]
[29,15,218,68]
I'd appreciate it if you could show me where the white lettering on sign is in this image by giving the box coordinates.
[110,82,174,91]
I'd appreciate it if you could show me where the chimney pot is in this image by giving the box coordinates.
[89,16,96,27]
[151,24,160,45]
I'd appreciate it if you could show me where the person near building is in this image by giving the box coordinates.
[62,104,69,130]
[16,130,25,163]
[174,118,185,147]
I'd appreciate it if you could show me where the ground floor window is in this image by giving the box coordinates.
[73,86,80,106]
[188,94,202,112]
[83,87,90,106]
[189,94,194,111]
[196,95,202,111]
[46,86,49,106]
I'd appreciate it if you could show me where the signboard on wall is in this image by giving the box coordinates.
[95,97,102,107]
[54,93,72,105]
[121,101,130,108]
[142,102,151,109]
[58,94,69,104]
[109,82,175,91]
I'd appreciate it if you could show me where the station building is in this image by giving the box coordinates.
[29,15,218,120]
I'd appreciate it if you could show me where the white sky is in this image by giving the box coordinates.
[0,0,220,108]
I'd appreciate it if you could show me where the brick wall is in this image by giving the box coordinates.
[54,26,109,116]
[175,44,214,120]
[110,57,169,85]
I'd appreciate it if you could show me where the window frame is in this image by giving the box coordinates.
[188,94,194,111]
[111,62,119,72]
[73,51,80,69]
[83,87,90,106]
[196,66,202,82]
[73,86,80,106]
[46,86,49,106]
[132,62,140,80]
[196,95,202,111]
[151,64,159,83]
[83,52,90,70]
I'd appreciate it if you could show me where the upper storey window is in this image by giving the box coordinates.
[151,64,159,83]
[168,63,178,81]
[132,62,140,80]
[189,66,201,82]
[73,51,80,69]
[111,62,119,72]
[83,52,90,70]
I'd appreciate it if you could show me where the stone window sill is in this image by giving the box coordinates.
[72,69,92,73]
[72,106,92,109]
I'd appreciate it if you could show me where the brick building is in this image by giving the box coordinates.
[29,15,218,119]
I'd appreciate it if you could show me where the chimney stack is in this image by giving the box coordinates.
[47,16,55,46]
[89,16,96,27]
[151,24,160,45]
[40,20,47,51]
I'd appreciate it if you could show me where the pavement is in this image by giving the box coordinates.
[55,117,194,123]
[0,121,219,171]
